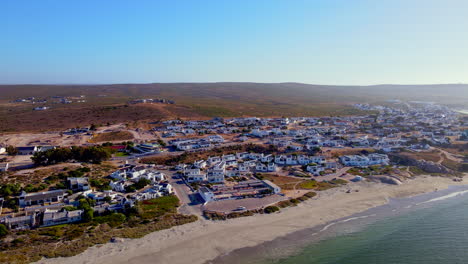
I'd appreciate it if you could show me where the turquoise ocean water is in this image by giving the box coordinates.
[211,185,468,264]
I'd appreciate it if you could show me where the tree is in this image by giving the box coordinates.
[6,145,18,156]
[134,178,151,189]
[83,208,94,222]
[0,224,8,238]
[125,185,136,193]
[157,139,167,147]
[32,146,111,166]
[78,198,95,222]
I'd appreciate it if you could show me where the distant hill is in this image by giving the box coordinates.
[1,82,467,104]
[0,82,467,132]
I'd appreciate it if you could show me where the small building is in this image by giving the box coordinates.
[0,163,9,172]
[42,209,83,227]
[1,214,39,230]
[306,164,325,176]
[198,187,215,202]
[67,177,90,192]
[33,106,50,111]
[134,143,160,153]
[19,190,65,207]
[17,146,39,155]
[110,180,131,192]
[262,180,281,194]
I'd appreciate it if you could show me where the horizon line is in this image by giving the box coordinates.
[0,82,467,87]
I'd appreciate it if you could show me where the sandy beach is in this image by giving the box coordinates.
[35,176,467,264]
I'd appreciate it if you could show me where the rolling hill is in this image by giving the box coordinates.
[0,82,467,132]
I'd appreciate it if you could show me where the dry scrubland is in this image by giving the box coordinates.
[0,103,202,133]
[89,131,134,143]
[2,82,467,132]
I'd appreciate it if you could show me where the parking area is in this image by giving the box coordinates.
[202,194,286,213]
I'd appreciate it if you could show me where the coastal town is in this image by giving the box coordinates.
[1,101,467,227]
[0,100,467,261]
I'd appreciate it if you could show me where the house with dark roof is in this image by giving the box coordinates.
[19,190,65,207]
[17,146,39,155]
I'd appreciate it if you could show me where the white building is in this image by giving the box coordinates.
[340,154,389,167]
[42,209,83,227]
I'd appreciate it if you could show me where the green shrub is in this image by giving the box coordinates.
[289,198,299,204]
[276,200,293,208]
[94,213,127,227]
[303,192,317,198]
[0,224,8,238]
[264,206,280,214]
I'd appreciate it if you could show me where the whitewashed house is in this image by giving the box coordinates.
[256,162,278,172]
[110,181,131,192]
[193,160,207,168]
[306,164,325,175]
[42,209,83,227]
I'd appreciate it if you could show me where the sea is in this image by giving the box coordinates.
[211,185,468,264]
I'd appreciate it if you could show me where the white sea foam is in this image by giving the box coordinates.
[416,190,468,205]
[311,214,376,235]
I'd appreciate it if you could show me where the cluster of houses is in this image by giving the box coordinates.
[1,101,465,229]
[0,165,173,230]
[339,154,390,167]
[178,151,390,187]
[13,96,86,110]
[169,135,225,151]
[1,190,82,230]
[152,103,462,158]
[109,164,168,192]
[128,98,175,104]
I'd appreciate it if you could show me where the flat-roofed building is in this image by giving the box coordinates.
[19,190,65,207]
[42,209,83,227]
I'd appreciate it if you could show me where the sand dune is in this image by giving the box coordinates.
[35,176,467,264]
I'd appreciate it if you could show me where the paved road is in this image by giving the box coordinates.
[162,169,204,217]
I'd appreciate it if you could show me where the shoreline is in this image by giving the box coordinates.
[35,176,468,264]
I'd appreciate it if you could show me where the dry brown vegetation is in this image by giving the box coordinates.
[258,174,302,190]
[0,103,203,133]
[0,82,398,133]
[398,150,441,163]
[328,148,376,157]
[0,214,197,264]
[1,82,466,135]
[89,131,134,143]
[440,143,468,156]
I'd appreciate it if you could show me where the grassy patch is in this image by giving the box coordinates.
[298,179,347,191]
[139,195,180,219]
[259,174,301,190]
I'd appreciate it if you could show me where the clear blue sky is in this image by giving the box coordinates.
[1,0,467,85]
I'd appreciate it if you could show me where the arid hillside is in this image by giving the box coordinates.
[1,82,467,132]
